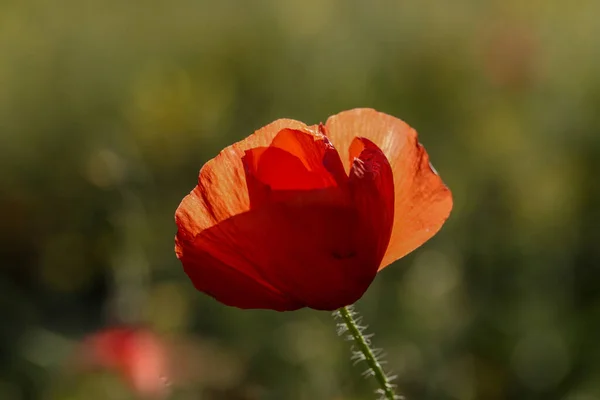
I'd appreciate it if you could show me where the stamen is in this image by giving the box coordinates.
[318,122,329,136]
[352,158,366,179]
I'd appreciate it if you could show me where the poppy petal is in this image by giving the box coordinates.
[82,328,170,399]
[348,137,395,266]
[177,128,382,310]
[175,119,316,240]
[185,201,375,310]
[325,108,453,269]
[268,128,347,186]
[242,128,348,208]
[175,235,303,311]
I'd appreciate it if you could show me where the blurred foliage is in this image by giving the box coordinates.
[1,0,600,399]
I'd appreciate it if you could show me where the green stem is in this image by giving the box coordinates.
[337,306,399,400]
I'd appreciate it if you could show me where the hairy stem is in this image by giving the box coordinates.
[335,306,400,400]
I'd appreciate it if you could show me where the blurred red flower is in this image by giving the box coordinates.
[81,327,170,398]
[175,108,452,311]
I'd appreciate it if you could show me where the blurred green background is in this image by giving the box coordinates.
[2,0,600,399]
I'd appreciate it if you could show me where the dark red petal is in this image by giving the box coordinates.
[186,202,374,310]
[348,137,395,269]
[177,128,383,310]
[175,235,302,311]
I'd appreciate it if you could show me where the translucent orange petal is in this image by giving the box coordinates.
[325,108,453,269]
[175,119,316,240]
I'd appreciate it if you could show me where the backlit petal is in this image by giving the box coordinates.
[175,235,302,311]
[242,128,347,208]
[186,201,379,310]
[177,128,384,310]
[175,119,317,240]
[325,108,453,269]
[348,137,395,266]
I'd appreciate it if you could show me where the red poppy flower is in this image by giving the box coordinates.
[81,327,170,398]
[175,108,452,311]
